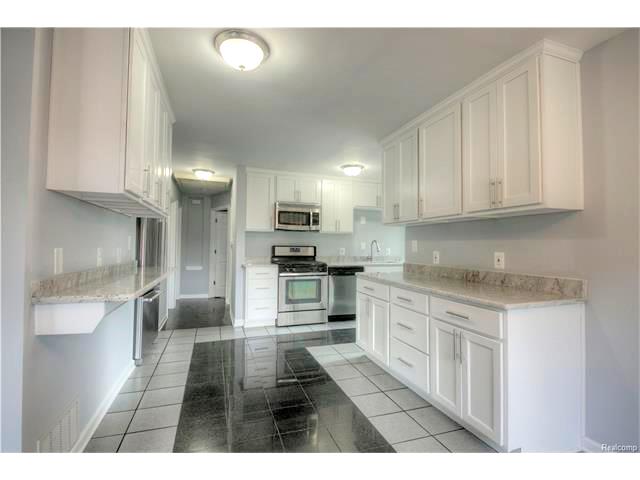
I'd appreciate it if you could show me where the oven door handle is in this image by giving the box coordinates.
[279,272,328,277]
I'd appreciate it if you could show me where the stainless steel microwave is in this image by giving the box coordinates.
[274,202,321,231]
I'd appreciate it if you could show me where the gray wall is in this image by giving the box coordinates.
[211,190,230,210]
[405,29,639,446]
[180,195,211,296]
[245,208,405,258]
[2,29,137,452]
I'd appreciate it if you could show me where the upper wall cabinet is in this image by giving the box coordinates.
[353,181,382,209]
[382,129,419,224]
[47,29,175,218]
[321,180,353,233]
[246,172,275,232]
[276,175,321,204]
[382,40,584,225]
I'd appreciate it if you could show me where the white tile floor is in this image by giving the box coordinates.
[306,343,496,453]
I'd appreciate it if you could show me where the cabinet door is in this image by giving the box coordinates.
[356,293,372,352]
[382,141,399,223]
[419,103,461,218]
[143,73,160,204]
[246,173,274,231]
[335,181,353,233]
[321,180,337,232]
[276,176,297,202]
[398,130,419,221]
[124,31,149,197]
[460,330,503,444]
[353,181,381,209]
[371,297,389,365]
[430,319,461,416]
[463,84,497,213]
[297,178,321,204]
[496,56,542,208]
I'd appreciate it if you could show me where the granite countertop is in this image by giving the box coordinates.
[357,271,586,310]
[242,256,404,267]
[32,267,167,305]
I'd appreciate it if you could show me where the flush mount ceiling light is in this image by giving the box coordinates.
[341,164,365,177]
[214,29,270,71]
[193,168,215,180]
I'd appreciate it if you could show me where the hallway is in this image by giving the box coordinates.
[165,298,232,330]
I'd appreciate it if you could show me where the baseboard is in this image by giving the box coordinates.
[158,315,168,331]
[244,319,276,328]
[178,294,209,299]
[582,436,603,453]
[71,360,135,453]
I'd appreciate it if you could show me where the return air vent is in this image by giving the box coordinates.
[37,400,79,453]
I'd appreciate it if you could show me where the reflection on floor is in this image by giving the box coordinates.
[165,297,232,330]
[85,324,495,453]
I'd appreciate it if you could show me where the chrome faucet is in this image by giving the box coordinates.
[368,240,381,261]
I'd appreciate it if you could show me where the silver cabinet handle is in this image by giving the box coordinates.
[419,198,424,218]
[497,179,503,206]
[459,331,463,364]
[453,330,458,360]
[143,167,150,196]
[396,296,413,304]
[363,286,374,291]
[396,357,414,368]
[255,287,271,290]
[490,179,496,208]
[143,292,161,303]
[396,322,414,331]
[446,310,470,321]
[254,307,270,311]
[254,346,270,351]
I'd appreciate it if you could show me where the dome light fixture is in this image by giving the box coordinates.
[214,29,270,71]
[193,168,215,180]
[341,164,365,177]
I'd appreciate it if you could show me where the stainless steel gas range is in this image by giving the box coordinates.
[271,245,328,327]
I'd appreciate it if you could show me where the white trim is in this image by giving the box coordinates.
[178,293,209,300]
[244,319,275,328]
[582,436,603,453]
[71,360,135,453]
[158,314,168,331]
[209,209,216,298]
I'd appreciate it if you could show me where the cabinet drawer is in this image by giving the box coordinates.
[357,279,389,302]
[247,278,277,300]
[390,337,430,394]
[247,266,278,280]
[391,287,429,314]
[246,299,277,321]
[390,304,429,354]
[431,296,503,339]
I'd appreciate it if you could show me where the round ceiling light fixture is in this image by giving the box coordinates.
[341,164,365,177]
[193,168,215,180]
[214,29,270,71]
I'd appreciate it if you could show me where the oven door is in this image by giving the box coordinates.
[278,274,328,312]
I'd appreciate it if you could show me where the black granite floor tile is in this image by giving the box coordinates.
[264,384,310,410]
[226,390,270,415]
[287,356,322,373]
[325,413,390,452]
[280,426,340,453]
[183,381,227,403]
[208,434,284,453]
[315,400,362,427]
[165,298,231,330]
[272,404,319,434]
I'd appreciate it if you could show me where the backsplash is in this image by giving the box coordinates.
[245,209,405,258]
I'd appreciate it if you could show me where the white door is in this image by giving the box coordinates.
[463,83,497,213]
[382,141,399,223]
[209,211,228,298]
[430,319,461,416]
[356,293,372,352]
[246,172,274,231]
[496,56,542,208]
[276,175,297,202]
[124,31,148,197]
[321,180,337,232]
[371,297,389,365]
[460,329,503,444]
[419,103,462,218]
[297,178,321,204]
[398,130,419,222]
[335,181,353,233]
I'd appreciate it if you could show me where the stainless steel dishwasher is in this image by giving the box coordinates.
[133,288,161,366]
[328,266,365,320]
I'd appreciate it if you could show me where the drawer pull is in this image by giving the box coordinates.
[396,296,413,303]
[254,347,270,351]
[255,367,268,372]
[254,307,271,311]
[396,322,414,332]
[445,310,470,321]
[363,286,374,291]
[396,357,414,368]
[254,272,271,276]
[255,287,271,290]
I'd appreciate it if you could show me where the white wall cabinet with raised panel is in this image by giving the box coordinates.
[47,28,174,218]
[321,180,353,233]
[353,181,382,209]
[246,172,275,232]
[276,175,321,204]
[382,129,419,224]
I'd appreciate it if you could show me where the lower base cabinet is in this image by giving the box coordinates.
[356,292,389,365]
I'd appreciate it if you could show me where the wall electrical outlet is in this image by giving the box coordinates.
[360,216,366,225]
[494,252,505,270]
[339,247,346,256]
[411,240,418,253]
[433,250,440,265]
[386,247,391,256]
[53,248,64,275]
[96,247,103,267]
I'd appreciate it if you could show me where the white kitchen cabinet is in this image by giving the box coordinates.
[430,319,461,416]
[418,102,462,219]
[353,181,382,209]
[246,172,275,232]
[276,175,321,203]
[321,180,353,233]
[356,292,373,352]
[356,292,389,365]
[382,129,418,224]
[47,28,174,218]
[244,265,278,327]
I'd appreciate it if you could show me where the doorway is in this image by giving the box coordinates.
[209,209,228,298]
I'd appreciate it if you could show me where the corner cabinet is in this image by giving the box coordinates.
[382,129,419,224]
[381,39,584,225]
[47,28,175,218]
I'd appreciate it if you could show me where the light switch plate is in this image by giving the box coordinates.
[386,248,391,256]
[360,216,366,225]
[339,247,346,256]
[411,240,418,253]
[494,252,505,270]
[433,250,440,265]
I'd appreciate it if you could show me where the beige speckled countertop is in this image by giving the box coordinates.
[32,268,167,305]
[358,271,586,310]
[242,256,403,268]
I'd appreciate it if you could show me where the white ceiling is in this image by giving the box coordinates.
[150,28,624,180]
